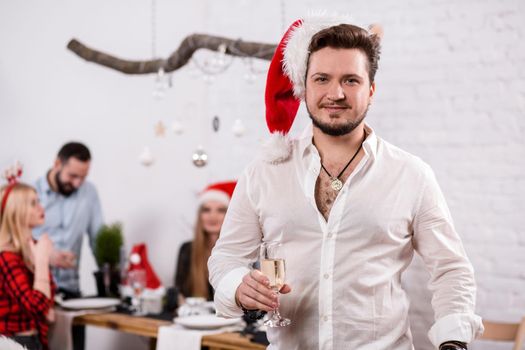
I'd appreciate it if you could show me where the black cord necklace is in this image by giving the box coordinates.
[320,134,365,191]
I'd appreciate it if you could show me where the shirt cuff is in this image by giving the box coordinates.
[428,313,484,348]
[213,266,250,318]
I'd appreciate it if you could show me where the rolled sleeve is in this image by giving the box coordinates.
[428,313,484,347]
[214,266,250,318]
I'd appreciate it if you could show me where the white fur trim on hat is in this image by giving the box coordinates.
[283,12,364,100]
[198,190,230,206]
[261,132,293,164]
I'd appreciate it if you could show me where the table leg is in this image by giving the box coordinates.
[149,337,157,350]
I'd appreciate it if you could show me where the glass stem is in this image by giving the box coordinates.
[273,291,282,319]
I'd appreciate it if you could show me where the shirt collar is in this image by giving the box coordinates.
[297,122,378,160]
[298,122,314,157]
[363,124,378,160]
[36,171,54,195]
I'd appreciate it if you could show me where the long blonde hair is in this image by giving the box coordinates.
[187,206,214,299]
[0,183,35,269]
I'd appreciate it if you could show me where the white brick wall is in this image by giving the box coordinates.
[1,0,523,349]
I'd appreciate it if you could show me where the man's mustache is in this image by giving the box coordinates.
[320,103,351,108]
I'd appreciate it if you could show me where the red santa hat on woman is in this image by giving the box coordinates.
[197,180,237,207]
[263,13,382,163]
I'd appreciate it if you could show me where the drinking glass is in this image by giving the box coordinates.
[260,241,291,327]
[128,269,147,316]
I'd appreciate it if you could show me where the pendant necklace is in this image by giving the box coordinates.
[320,134,365,191]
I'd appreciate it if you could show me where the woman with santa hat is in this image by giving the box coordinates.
[174,181,236,303]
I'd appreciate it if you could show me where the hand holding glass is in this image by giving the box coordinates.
[260,241,291,327]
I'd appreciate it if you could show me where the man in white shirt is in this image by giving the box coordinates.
[208,15,483,350]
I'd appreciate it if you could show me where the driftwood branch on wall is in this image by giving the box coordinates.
[67,34,277,75]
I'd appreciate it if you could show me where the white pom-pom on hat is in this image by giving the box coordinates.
[261,132,293,164]
[129,253,141,265]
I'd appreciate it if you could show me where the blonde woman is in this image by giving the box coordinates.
[175,181,236,302]
[0,182,55,350]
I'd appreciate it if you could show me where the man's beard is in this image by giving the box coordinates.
[307,104,369,137]
[55,171,76,197]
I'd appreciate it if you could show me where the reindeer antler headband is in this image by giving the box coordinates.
[1,161,24,217]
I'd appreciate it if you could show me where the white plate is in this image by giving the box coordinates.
[203,301,215,309]
[174,315,242,330]
[59,297,121,310]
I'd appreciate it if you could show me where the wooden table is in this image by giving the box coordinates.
[202,332,266,350]
[73,312,266,350]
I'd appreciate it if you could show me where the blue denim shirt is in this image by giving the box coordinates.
[33,174,104,292]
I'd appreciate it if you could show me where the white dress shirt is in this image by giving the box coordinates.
[208,124,483,350]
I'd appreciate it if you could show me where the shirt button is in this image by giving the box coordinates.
[324,273,330,279]
[327,232,333,238]
[323,315,329,321]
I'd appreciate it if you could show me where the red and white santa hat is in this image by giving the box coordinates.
[197,180,237,207]
[263,13,382,161]
[128,243,162,290]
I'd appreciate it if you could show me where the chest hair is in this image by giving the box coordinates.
[314,155,362,221]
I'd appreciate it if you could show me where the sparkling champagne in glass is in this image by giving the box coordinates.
[260,241,291,327]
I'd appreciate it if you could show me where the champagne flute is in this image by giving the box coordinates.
[128,269,147,316]
[260,241,291,327]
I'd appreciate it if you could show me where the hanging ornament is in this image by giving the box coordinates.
[188,60,201,78]
[192,146,208,167]
[215,43,228,67]
[232,118,246,137]
[154,121,166,137]
[172,120,184,135]
[149,0,172,100]
[212,116,220,132]
[152,67,171,99]
[139,147,155,166]
[192,43,233,80]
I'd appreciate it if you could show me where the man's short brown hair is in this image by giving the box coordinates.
[307,24,381,84]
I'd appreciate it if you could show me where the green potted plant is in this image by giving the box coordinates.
[93,222,124,297]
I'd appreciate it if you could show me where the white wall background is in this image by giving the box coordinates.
[1,0,524,349]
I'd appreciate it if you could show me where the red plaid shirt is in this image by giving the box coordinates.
[0,251,55,349]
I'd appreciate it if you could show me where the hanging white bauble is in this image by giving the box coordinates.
[139,147,155,167]
[172,120,184,135]
[232,119,246,137]
[192,147,208,167]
